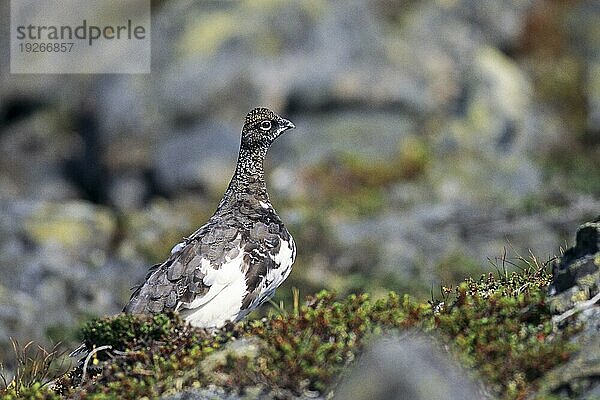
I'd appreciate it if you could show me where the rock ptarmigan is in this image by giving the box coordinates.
[124,107,296,328]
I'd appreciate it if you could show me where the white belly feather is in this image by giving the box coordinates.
[177,235,295,328]
[178,247,247,328]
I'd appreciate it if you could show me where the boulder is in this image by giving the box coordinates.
[540,218,600,398]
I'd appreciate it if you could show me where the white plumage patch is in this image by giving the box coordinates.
[178,244,247,328]
[175,235,295,328]
[273,237,295,269]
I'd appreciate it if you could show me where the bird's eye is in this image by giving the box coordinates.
[260,120,272,131]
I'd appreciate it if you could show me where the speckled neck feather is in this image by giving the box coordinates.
[225,145,269,201]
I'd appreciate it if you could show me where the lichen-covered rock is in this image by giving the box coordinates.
[540,218,600,399]
[548,218,600,313]
[23,201,116,252]
[538,307,600,400]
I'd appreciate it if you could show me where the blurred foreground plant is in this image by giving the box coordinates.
[0,339,70,399]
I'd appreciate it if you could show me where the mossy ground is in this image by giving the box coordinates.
[1,265,577,400]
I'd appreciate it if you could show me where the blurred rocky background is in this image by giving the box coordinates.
[0,0,598,365]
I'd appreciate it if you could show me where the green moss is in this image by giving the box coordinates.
[0,382,62,400]
[79,313,177,353]
[432,275,575,397]
[16,265,578,400]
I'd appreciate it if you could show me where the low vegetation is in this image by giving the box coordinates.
[0,260,577,400]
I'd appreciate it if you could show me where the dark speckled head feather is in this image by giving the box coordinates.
[241,107,295,150]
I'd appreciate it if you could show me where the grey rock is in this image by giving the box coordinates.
[328,202,595,287]
[429,46,542,205]
[162,385,322,400]
[154,121,239,194]
[278,112,416,166]
[539,218,600,398]
[538,308,600,399]
[108,173,148,211]
[549,219,600,310]
[0,112,79,201]
[162,386,243,400]
[334,334,484,400]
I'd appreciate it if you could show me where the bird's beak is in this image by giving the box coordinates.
[281,118,296,131]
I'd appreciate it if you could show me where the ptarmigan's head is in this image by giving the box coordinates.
[241,107,295,150]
